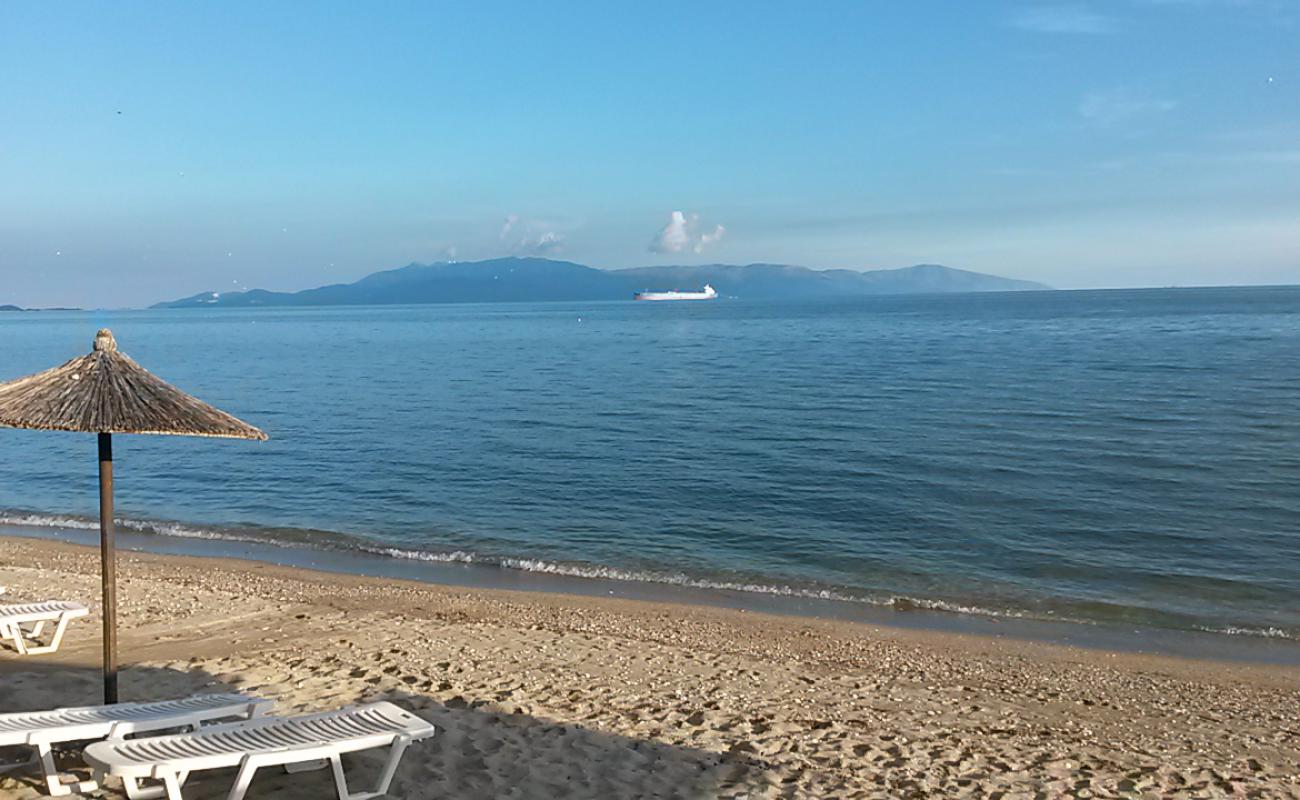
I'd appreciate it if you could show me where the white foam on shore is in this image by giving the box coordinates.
[886,595,1031,619]
[4,510,1297,642]
[372,546,1080,626]
[371,544,867,603]
[0,513,102,531]
[1197,625,1292,640]
[0,512,274,545]
[364,546,478,564]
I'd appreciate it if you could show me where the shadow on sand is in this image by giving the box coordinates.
[0,662,769,799]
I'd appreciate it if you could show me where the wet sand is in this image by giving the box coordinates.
[1,536,1298,798]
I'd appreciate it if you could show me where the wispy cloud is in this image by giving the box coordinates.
[648,211,727,254]
[1137,0,1299,27]
[1008,5,1119,34]
[1078,88,1177,127]
[1208,120,1300,147]
[1138,0,1282,8]
[517,231,564,255]
[1167,149,1300,166]
[500,214,565,256]
[498,214,519,242]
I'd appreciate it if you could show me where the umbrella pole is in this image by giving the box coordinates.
[98,432,118,704]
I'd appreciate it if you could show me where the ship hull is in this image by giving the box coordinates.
[633,286,718,301]
[634,293,715,301]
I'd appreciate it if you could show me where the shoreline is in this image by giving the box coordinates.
[2,536,1298,798]
[3,526,1299,667]
[3,535,1299,687]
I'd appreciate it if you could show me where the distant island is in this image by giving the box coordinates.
[0,304,82,312]
[0,304,22,312]
[153,258,1050,308]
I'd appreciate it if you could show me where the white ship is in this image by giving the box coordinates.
[634,284,718,301]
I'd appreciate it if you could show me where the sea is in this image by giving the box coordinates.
[2,287,1298,660]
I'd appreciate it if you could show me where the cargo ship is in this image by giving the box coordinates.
[633,284,718,301]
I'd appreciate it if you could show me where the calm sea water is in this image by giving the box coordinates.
[1,288,1298,641]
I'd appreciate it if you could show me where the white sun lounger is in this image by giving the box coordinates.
[0,601,89,656]
[0,693,269,797]
[83,702,436,800]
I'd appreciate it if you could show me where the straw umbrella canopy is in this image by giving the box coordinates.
[0,329,265,702]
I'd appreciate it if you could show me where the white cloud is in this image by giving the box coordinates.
[1009,5,1119,34]
[649,211,727,254]
[500,213,564,256]
[517,231,564,255]
[700,224,726,250]
[499,214,519,241]
[651,211,690,253]
[1078,89,1177,127]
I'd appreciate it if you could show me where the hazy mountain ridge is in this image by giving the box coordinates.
[153,258,1050,308]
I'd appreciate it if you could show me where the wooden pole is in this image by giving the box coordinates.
[98,432,117,704]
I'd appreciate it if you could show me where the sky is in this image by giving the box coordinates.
[1,1,1297,307]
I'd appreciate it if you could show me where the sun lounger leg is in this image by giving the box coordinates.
[327,735,411,800]
[37,742,69,797]
[160,772,186,800]
[118,724,197,799]
[370,735,411,798]
[329,754,351,800]
[35,741,96,797]
[226,757,261,800]
[40,613,72,654]
[125,772,190,800]
[8,616,74,653]
[4,622,29,655]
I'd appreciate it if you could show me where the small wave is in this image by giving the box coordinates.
[313,547,1082,627]
[0,513,102,531]
[362,546,478,564]
[0,511,276,545]
[365,546,1048,625]
[1196,625,1296,641]
[372,544,866,602]
[504,556,867,601]
[5,510,1297,642]
[887,595,1031,620]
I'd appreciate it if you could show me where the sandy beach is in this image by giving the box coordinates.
[1,536,1297,799]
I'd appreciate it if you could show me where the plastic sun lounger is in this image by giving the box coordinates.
[0,693,270,797]
[0,601,89,656]
[83,702,437,800]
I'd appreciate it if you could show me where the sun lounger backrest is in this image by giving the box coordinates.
[0,601,88,624]
[87,702,434,770]
[0,694,267,746]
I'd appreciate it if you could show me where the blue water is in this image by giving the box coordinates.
[1,287,1298,641]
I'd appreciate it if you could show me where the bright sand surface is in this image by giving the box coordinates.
[1,537,1297,799]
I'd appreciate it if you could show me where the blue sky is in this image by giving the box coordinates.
[1,1,1297,307]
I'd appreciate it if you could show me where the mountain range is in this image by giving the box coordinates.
[153,258,1050,308]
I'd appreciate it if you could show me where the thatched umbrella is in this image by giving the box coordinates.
[0,329,265,702]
